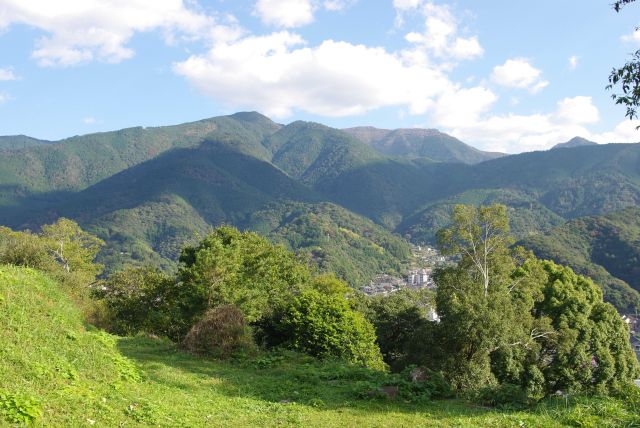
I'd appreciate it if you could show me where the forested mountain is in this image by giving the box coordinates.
[343,126,504,164]
[2,112,640,306]
[519,207,640,313]
[551,136,598,150]
[0,135,50,150]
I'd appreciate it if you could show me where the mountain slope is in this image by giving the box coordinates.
[519,207,640,313]
[343,127,504,164]
[0,112,281,206]
[265,121,383,186]
[0,135,50,150]
[241,202,412,286]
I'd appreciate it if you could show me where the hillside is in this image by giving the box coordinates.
[1,264,636,427]
[519,207,640,313]
[265,121,382,186]
[241,202,412,286]
[343,127,504,164]
[0,112,280,206]
[0,135,50,150]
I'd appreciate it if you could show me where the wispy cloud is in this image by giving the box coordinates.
[568,55,578,70]
[0,67,18,81]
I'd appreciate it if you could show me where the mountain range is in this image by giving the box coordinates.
[1,112,639,312]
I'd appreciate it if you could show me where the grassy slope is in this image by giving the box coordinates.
[2,265,639,427]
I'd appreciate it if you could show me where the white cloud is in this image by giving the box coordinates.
[0,92,10,104]
[253,0,356,28]
[0,0,223,67]
[323,0,356,11]
[591,119,640,143]
[622,30,640,43]
[437,96,601,153]
[404,2,483,61]
[0,67,18,80]
[569,55,578,70]
[491,58,548,93]
[254,0,315,28]
[83,116,97,125]
[174,31,455,118]
[393,0,421,10]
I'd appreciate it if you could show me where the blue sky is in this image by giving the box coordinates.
[1,0,640,152]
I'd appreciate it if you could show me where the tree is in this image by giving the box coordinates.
[433,204,640,395]
[607,0,640,121]
[177,226,310,323]
[93,266,184,339]
[434,205,536,389]
[274,286,386,370]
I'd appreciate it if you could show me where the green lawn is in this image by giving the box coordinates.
[1,265,638,427]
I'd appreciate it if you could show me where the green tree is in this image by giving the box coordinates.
[93,266,184,338]
[275,286,386,370]
[177,226,310,323]
[434,204,640,395]
[363,289,435,371]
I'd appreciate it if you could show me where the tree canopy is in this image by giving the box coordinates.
[433,204,639,394]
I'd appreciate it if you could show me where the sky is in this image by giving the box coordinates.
[1,0,640,153]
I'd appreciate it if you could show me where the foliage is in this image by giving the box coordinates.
[246,201,412,287]
[182,305,255,358]
[362,289,436,371]
[1,263,639,427]
[608,0,640,121]
[433,204,640,396]
[272,286,386,370]
[0,218,104,318]
[178,226,310,324]
[92,266,184,339]
[520,207,640,313]
[0,392,42,424]
[475,383,531,410]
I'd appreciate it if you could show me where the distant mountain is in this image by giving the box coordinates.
[2,112,640,310]
[343,126,505,164]
[551,136,598,150]
[264,121,382,186]
[0,135,51,150]
[519,208,640,313]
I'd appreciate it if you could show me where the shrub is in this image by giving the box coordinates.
[475,383,532,410]
[182,305,255,358]
[93,266,188,340]
[273,288,386,370]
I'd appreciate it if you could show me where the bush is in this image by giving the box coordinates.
[182,305,255,358]
[93,266,189,340]
[475,383,532,410]
[357,366,453,403]
[273,288,386,370]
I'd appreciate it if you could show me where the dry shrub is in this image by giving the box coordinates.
[182,305,255,358]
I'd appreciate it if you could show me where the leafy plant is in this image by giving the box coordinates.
[0,392,42,424]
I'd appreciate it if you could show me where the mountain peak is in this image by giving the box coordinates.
[228,111,275,124]
[551,136,597,150]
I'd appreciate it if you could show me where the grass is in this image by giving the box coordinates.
[1,265,639,427]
